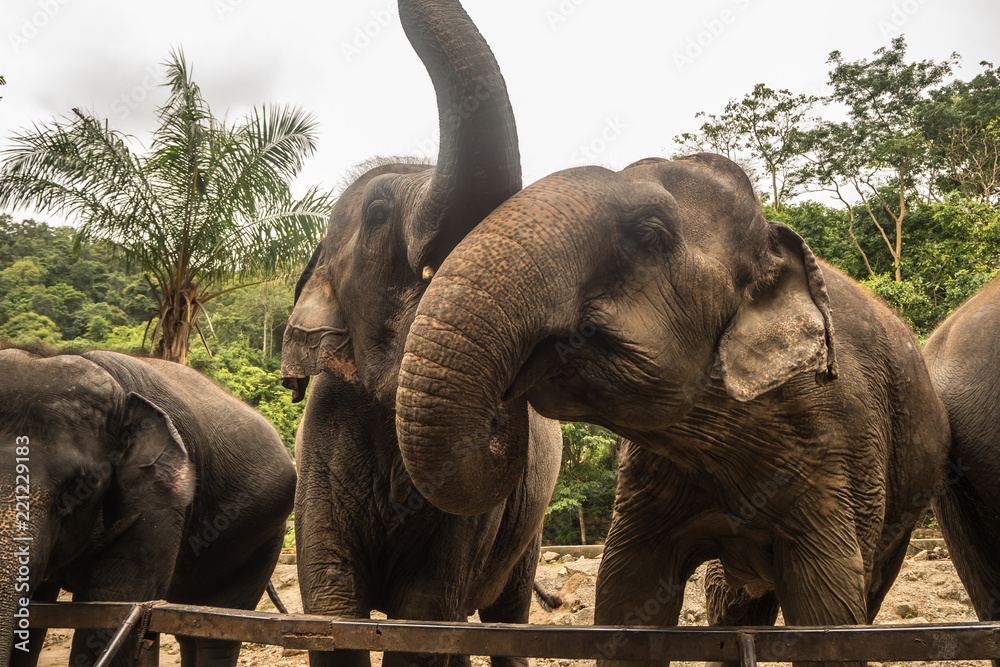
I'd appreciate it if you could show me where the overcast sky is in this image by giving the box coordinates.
[2,0,999,226]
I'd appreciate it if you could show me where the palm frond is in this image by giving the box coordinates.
[0,49,328,364]
[193,185,333,281]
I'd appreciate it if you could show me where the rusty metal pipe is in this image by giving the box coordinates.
[738,631,757,667]
[94,603,143,667]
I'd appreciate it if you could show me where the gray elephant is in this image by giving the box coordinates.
[0,347,296,667]
[923,276,1000,667]
[279,3,562,667]
[394,156,951,667]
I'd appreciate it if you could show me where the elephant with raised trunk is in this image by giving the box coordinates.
[923,276,1000,667]
[279,3,561,667]
[0,348,295,667]
[395,155,951,667]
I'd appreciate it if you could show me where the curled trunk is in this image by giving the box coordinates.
[396,178,594,514]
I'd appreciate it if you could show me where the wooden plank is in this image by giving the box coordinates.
[28,602,1000,662]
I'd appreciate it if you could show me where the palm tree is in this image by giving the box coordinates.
[0,50,332,364]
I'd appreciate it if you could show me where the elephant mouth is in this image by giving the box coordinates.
[280,324,355,403]
[281,376,311,403]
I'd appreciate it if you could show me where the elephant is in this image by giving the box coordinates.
[0,347,296,667]
[279,3,562,667]
[394,154,952,667]
[923,276,1000,667]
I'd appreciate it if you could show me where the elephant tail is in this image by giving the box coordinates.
[266,580,288,614]
[532,581,562,611]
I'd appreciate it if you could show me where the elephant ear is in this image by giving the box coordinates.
[114,393,196,513]
[718,223,839,402]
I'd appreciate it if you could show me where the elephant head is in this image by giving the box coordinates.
[0,348,194,657]
[396,154,839,514]
[281,0,521,407]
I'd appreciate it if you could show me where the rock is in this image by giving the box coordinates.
[283,648,307,657]
[929,573,950,586]
[911,550,930,561]
[931,546,949,560]
[558,554,575,563]
[939,588,972,604]
[552,613,574,625]
[893,603,918,619]
[564,558,602,577]
[542,551,559,563]
[571,607,596,625]
[682,607,706,624]
[558,567,568,576]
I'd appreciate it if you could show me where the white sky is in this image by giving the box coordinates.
[1,0,999,227]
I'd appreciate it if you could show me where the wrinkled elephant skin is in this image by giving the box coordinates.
[397,155,951,667]
[924,276,1000,667]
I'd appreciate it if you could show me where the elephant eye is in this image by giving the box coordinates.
[625,215,672,255]
[365,200,389,227]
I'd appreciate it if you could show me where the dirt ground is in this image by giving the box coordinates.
[36,540,988,667]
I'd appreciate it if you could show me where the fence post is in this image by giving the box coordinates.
[737,631,757,667]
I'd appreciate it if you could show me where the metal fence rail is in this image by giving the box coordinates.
[28,601,1000,664]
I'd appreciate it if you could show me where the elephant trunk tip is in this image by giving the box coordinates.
[281,376,310,403]
[396,377,530,516]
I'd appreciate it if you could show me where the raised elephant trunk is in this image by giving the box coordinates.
[400,0,521,272]
[396,172,617,514]
[280,0,521,398]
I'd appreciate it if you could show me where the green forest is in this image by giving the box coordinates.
[1,37,997,544]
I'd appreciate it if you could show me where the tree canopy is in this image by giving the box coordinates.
[672,37,999,334]
[0,50,332,364]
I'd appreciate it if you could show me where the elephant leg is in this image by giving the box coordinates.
[170,524,287,667]
[595,449,706,667]
[175,635,243,667]
[382,578,469,667]
[9,582,58,667]
[702,559,779,667]
[773,533,866,667]
[594,530,695,667]
[478,532,542,667]
[704,560,780,625]
[933,477,1000,667]
[297,553,371,667]
[863,532,910,623]
[71,509,184,667]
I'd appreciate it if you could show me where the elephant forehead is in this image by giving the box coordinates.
[1,352,120,433]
